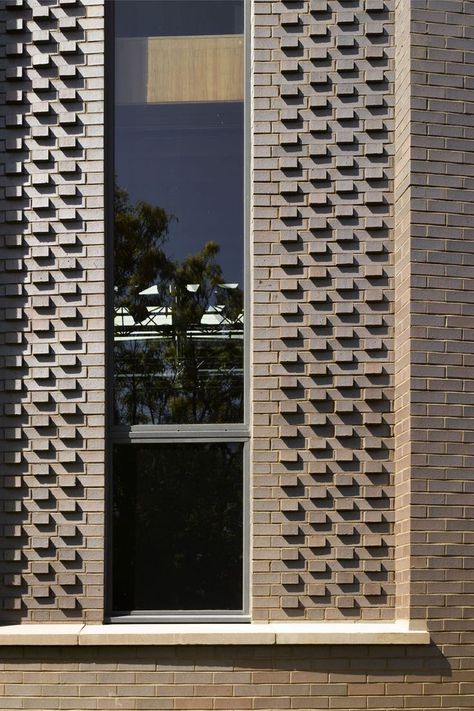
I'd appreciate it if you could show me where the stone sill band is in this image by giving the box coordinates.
[0,621,429,646]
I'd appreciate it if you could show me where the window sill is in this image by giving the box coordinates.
[0,621,429,646]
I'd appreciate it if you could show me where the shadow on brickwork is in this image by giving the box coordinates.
[0,0,90,623]
[0,643,452,705]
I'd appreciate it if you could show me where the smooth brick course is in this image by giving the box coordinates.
[0,645,461,710]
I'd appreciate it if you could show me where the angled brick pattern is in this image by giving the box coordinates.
[252,0,395,619]
[0,0,105,622]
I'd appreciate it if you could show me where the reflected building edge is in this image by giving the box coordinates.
[113,283,244,425]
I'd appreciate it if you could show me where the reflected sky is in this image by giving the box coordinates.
[115,102,244,283]
[114,0,245,425]
[114,0,244,284]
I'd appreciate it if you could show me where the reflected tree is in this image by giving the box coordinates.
[114,184,174,322]
[114,187,244,425]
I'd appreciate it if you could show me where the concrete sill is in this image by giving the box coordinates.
[0,621,429,646]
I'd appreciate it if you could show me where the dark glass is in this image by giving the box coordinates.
[113,0,244,425]
[112,443,244,612]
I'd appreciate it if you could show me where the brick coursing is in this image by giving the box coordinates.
[408,0,474,680]
[0,0,473,709]
[393,0,412,619]
[0,645,463,710]
[0,0,105,622]
[252,0,395,620]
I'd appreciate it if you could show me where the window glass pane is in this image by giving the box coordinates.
[112,442,244,613]
[113,0,244,425]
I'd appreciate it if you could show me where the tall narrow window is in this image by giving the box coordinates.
[110,0,247,620]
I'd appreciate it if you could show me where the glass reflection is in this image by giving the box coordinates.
[113,186,243,424]
[114,0,244,425]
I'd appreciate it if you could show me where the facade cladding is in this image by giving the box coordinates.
[0,0,473,708]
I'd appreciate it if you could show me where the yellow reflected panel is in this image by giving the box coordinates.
[147,34,244,103]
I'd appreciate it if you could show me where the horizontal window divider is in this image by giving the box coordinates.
[108,613,250,624]
[109,425,250,442]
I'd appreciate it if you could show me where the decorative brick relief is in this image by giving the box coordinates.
[252,0,395,619]
[0,0,104,622]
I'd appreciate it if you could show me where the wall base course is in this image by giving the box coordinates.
[0,645,460,711]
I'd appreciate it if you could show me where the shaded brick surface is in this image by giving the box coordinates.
[408,0,474,649]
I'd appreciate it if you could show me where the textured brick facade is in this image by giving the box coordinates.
[252,0,395,621]
[0,0,473,709]
[0,0,105,622]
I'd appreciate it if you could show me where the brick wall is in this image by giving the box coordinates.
[0,0,473,709]
[0,645,457,710]
[0,0,105,622]
[408,0,474,699]
[393,0,412,619]
[252,0,396,621]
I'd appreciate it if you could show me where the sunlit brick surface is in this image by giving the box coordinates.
[0,0,474,708]
[251,0,395,620]
[0,0,105,622]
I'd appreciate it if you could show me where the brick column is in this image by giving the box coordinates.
[252,0,396,621]
[0,0,105,622]
[394,0,474,641]
[409,1,474,641]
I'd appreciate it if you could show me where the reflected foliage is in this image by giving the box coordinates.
[112,443,243,612]
[114,187,244,425]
